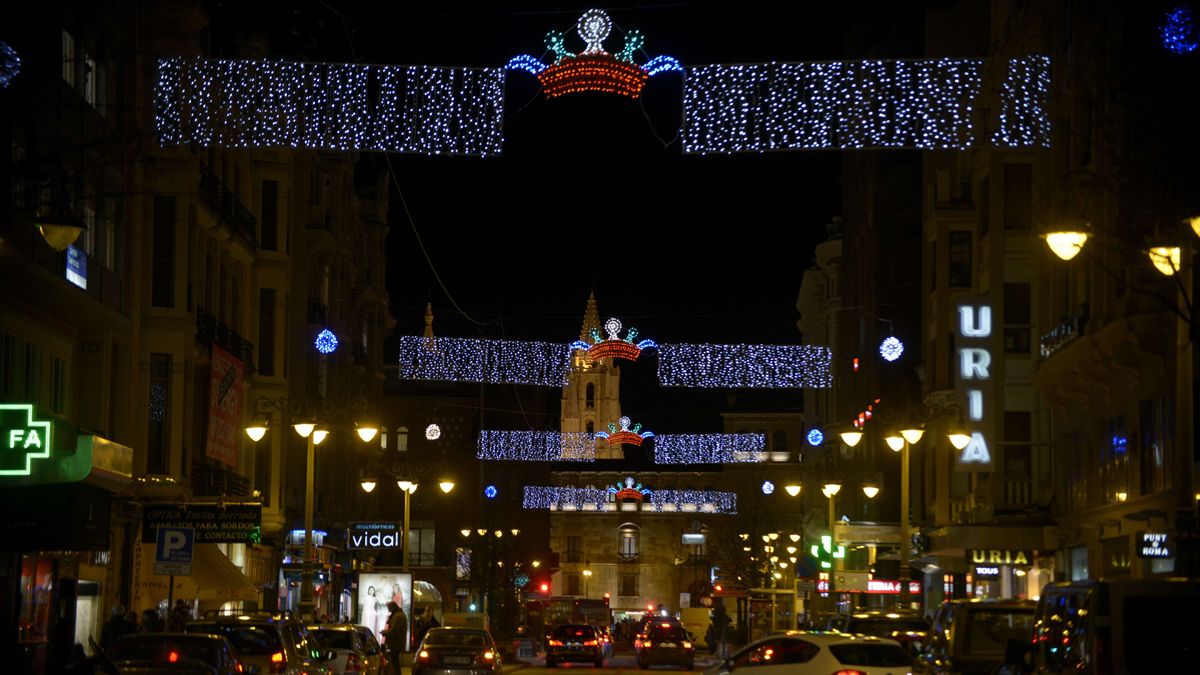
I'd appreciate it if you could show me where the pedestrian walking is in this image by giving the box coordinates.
[100,604,135,651]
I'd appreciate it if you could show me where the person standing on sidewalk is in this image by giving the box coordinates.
[381,601,408,675]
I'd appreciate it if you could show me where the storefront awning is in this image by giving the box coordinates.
[139,544,259,604]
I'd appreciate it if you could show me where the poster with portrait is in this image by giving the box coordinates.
[358,572,412,649]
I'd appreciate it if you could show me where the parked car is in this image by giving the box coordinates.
[186,610,334,675]
[998,577,1200,675]
[545,623,604,667]
[838,609,931,655]
[916,598,1035,675]
[635,620,695,670]
[307,623,384,675]
[413,626,502,675]
[106,632,253,674]
[713,631,913,675]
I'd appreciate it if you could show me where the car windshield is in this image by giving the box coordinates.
[310,629,355,650]
[186,622,282,655]
[829,643,914,667]
[110,636,220,666]
[846,618,930,637]
[424,630,490,647]
[962,609,1034,655]
[552,625,596,640]
[648,626,687,641]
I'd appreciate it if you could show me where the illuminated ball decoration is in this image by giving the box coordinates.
[0,41,20,89]
[879,336,904,362]
[485,485,498,499]
[762,481,775,495]
[1162,6,1199,54]
[577,8,613,54]
[426,424,441,440]
[807,428,824,447]
[314,329,339,354]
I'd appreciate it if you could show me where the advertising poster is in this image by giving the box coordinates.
[206,344,243,466]
[358,572,412,649]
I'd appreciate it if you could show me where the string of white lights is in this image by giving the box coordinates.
[657,343,833,388]
[398,336,572,386]
[651,434,766,463]
[682,57,1050,153]
[155,57,504,156]
[522,486,737,514]
[477,430,596,461]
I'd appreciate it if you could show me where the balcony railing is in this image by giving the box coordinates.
[1039,308,1087,360]
[196,306,256,373]
[191,458,252,497]
[198,162,259,248]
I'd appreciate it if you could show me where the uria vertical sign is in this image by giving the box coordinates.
[956,302,994,470]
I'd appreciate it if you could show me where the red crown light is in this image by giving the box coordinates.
[539,55,649,99]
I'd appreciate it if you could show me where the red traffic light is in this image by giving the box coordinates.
[540,582,550,593]
[603,592,611,600]
[714,584,723,593]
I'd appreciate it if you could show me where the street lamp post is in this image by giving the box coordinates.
[397,481,418,572]
[821,482,841,610]
[583,564,592,598]
[886,427,925,609]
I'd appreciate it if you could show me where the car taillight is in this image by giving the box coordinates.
[548,639,564,647]
[644,641,653,649]
[269,651,286,674]
[484,651,496,660]
[345,653,362,673]
[168,651,179,663]
[583,640,598,646]
[682,642,692,650]
[833,670,868,675]
[418,650,431,660]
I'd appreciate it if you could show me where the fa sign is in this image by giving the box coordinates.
[957,304,994,470]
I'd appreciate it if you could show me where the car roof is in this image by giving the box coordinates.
[748,631,903,647]
[847,611,927,619]
[943,598,1036,608]
[307,624,358,631]
[428,627,491,635]
[119,632,228,641]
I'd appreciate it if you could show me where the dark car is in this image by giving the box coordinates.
[107,632,251,675]
[414,626,502,675]
[186,611,334,675]
[546,624,604,667]
[635,621,694,670]
[839,610,931,654]
[917,598,1035,675]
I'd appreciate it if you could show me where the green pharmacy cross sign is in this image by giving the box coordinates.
[811,535,846,570]
[0,404,52,476]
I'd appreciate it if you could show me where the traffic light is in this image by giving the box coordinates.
[540,582,551,594]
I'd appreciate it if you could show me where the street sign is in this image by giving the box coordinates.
[143,503,261,543]
[155,527,194,577]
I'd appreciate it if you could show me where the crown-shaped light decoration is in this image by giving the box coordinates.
[608,476,652,502]
[505,8,682,99]
[570,317,657,362]
[594,416,654,446]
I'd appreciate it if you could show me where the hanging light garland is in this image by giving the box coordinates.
[657,343,832,388]
[1162,6,1199,54]
[155,57,504,155]
[523,485,737,513]
[398,336,572,386]
[477,430,596,461]
[651,433,766,463]
[682,57,1050,154]
[0,41,20,89]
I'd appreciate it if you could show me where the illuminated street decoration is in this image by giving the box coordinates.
[484,485,498,499]
[399,336,572,386]
[569,318,657,363]
[523,484,736,513]
[879,336,904,362]
[505,8,683,100]
[1162,5,1199,54]
[806,428,824,446]
[956,303,994,469]
[657,343,832,388]
[595,416,654,446]
[682,57,1050,153]
[477,430,596,461]
[610,476,651,502]
[811,534,846,569]
[651,433,766,463]
[0,41,19,89]
[0,404,53,476]
[761,480,775,495]
[314,328,339,354]
[155,58,504,155]
[425,424,441,440]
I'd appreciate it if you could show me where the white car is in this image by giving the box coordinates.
[711,631,913,675]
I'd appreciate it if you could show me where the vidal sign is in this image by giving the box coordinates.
[348,522,401,549]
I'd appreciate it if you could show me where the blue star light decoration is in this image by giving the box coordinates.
[314,328,339,354]
[1162,5,1199,54]
[807,428,824,447]
[762,480,775,495]
[0,41,19,89]
[485,485,498,499]
[879,336,904,362]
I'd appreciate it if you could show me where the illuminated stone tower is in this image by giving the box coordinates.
[561,291,624,459]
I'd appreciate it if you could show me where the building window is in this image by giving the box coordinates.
[396,427,409,453]
[1139,397,1171,495]
[152,197,176,308]
[147,353,172,474]
[260,180,279,251]
[83,55,96,106]
[62,30,76,86]
[948,231,972,287]
[771,431,786,454]
[566,536,582,563]
[407,528,436,567]
[23,343,40,403]
[620,574,638,597]
[1004,283,1032,354]
[257,289,276,376]
[586,383,595,409]
[50,357,67,415]
[566,574,581,596]
[1003,164,1032,230]
[618,524,639,562]
[586,420,594,434]
[1004,411,1032,505]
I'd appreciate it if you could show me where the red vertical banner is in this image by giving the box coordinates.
[207,344,243,466]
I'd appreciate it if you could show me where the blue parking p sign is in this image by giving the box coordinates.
[155,527,194,576]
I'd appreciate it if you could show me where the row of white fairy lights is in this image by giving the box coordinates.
[154,9,1050,155]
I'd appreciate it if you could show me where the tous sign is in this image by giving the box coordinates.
[957,303,994,470]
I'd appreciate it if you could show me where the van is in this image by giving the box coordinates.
[1001,577,1200,675]
[916,598,1036,675]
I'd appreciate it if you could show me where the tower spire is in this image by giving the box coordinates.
[580,290,601,342]
[423,302,435,346]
